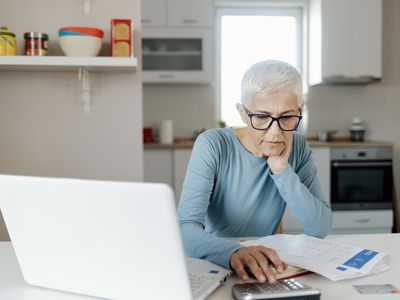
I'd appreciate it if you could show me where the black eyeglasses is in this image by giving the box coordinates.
[242,105,302,131]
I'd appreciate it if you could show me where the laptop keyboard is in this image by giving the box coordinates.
[189,272,216,293]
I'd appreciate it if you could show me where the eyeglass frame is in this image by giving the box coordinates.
[242,105,303,131]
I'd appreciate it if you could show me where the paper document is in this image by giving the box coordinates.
[242,234,390,281]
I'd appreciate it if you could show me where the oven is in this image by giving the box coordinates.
[330,147,393,210]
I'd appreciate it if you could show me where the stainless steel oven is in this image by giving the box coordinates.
[331,147,393,210]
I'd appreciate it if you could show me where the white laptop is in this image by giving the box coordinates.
[0,174,231,300]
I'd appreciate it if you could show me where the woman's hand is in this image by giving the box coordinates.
[230,246,288,283]
[267,133,293,174]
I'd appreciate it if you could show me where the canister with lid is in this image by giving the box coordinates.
[0,26,16,56]
[24,32,49,56]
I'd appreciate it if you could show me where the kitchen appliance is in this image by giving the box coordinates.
[349,117,366,142]
[331,147,393,210]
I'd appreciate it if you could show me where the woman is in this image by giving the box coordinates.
[178,60,332,283]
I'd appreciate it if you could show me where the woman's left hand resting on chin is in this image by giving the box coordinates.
[230,246,288,283]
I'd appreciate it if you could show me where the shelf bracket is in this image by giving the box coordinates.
[82,0,92,15]
[78,67,92,115]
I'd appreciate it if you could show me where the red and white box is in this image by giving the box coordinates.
[111,19,132,57]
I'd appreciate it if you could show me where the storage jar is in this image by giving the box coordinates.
[24,32,49,56]
[0,27,16,56]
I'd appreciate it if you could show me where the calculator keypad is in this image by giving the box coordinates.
[234,279,311,294]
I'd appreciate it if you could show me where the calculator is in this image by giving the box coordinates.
[232,279,321,300]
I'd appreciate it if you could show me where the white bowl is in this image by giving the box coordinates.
[59,35,103,57]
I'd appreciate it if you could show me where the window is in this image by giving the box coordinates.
[216,5,305,127]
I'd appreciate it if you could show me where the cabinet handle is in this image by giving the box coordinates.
[142,19,151,24]
[182,19,199,24]
[159,74,175,79]
[332,162,392,167]
[354,218,371,223]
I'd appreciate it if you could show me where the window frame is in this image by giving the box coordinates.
[214,1,309,127]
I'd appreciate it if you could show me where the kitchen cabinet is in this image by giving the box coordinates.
[143,149,174,189]
[173,149,192,200]
[167,0,214,27]
[309,0,382,85]
[330,210,393,234]
[142,0,213,27]
[143,148,192,205]
[141,0,214,83]
[142,28,213,83]
[311,147,330,203]
[141,0,166,27]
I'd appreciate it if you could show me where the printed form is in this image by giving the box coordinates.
[242,234,390,281]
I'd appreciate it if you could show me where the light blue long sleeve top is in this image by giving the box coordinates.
[177,128,332,269]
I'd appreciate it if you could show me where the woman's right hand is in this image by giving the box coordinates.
[230,246,288,283]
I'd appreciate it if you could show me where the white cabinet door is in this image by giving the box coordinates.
[143,149,174,188]
[143,148,192,206]
[282,147,330,233]
[311,147,330,203]
[173,149,192,203]
[141,0,166,27]
[309,0,382,84]
[351,0,382,78]
[321,0,352,79]
[167,0,214,27]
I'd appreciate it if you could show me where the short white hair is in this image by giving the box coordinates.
[240,60,302,107]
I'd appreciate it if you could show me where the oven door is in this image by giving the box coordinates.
[331,160,392,210]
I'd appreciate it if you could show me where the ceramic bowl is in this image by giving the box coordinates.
[59,27,103,38]
[59,35,103,57]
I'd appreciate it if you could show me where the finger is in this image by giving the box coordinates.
[244,255,266,282]
[250,252,271,279]
[265,271,278,284]
[231,257,249,281]
[251,251,279,283]
[260,248,285,273]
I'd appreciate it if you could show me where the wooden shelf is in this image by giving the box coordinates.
[0,56,138,72]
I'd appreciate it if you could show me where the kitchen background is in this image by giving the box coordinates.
[1,0,400,239]
[143,0,400,213]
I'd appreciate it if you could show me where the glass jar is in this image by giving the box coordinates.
[24,32,49,56]
[0,27,16,56]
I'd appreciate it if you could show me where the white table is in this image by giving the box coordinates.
[208,233,400,300]
[1,234,399,300]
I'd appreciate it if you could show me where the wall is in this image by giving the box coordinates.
[143,85,216,137]
[143,0,400,210]
[0,0,142,241]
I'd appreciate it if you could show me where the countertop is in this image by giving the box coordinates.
[144,136,394,149]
